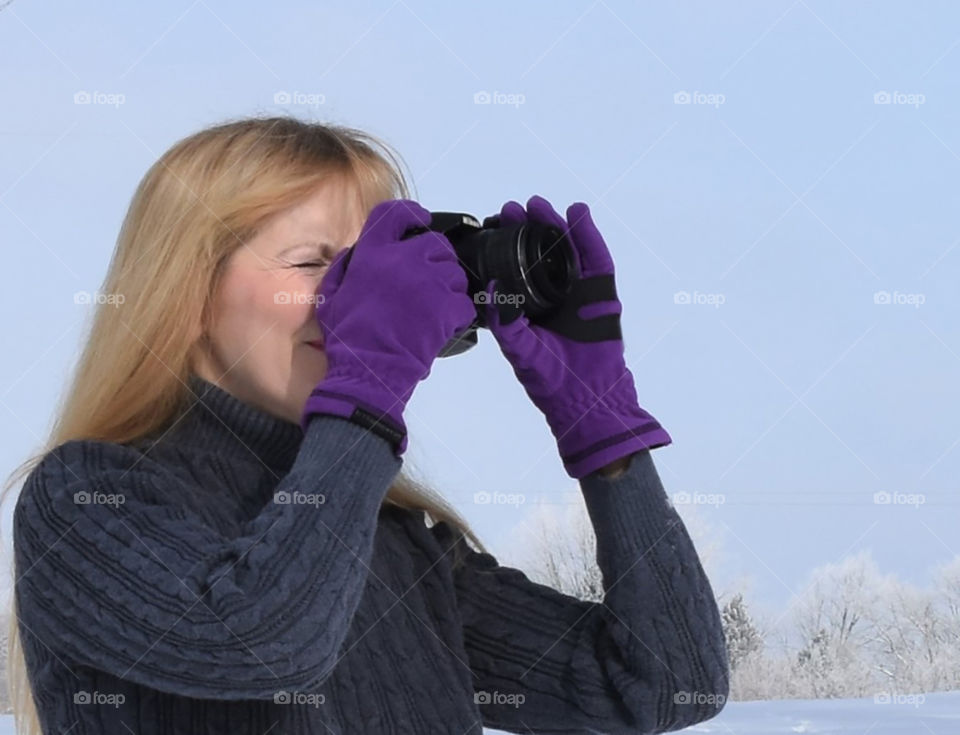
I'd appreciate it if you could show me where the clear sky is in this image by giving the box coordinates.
[1,1,958,621]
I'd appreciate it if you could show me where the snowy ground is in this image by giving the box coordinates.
[484,690,958,734]
[0,692,952,733]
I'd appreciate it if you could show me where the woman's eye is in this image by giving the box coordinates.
[294,261,328,269]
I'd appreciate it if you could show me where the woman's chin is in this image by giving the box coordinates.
[297,350,328,385]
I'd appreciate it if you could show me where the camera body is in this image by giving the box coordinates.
[400,211,579,357]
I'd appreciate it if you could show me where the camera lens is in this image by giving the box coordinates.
[516,223,575,315]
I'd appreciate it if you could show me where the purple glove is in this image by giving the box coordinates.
[481,195,671,478]
[301,199,475,455]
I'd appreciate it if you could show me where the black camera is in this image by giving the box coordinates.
[335,210,580,357]
[400,211,580,357]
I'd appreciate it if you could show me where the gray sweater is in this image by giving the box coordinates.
[13,375,729,734]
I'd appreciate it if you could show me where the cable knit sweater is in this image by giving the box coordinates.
[13,374,729,734]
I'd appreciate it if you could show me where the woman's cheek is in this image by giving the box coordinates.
[218,266,266,329]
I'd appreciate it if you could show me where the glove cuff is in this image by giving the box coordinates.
[559,419,672,478]
[301,382,408,456]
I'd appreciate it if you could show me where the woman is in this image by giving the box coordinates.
[5,116,729,734]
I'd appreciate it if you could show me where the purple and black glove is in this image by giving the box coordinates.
[481,195,671,478]
[301,199,476,455]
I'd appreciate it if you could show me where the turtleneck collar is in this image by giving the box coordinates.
[158,374,305,473]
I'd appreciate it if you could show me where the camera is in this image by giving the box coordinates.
[400,211,579,357]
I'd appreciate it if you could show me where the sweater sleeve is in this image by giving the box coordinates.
[13,414,401,701]
[429,449,730,734]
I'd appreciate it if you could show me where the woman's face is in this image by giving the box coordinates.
[193,175,365,425]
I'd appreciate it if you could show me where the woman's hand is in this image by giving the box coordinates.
[480,195,671,478]
[301,199,476,454]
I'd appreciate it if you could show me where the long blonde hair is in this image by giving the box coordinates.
[1,115,485,733]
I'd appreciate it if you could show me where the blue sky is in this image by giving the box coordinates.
[1,1,958,619]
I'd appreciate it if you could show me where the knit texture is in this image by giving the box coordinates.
[13,374,729,734]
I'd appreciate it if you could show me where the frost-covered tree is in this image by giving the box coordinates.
[790,550,886,698]
[721,592,763,671]
[925,557,960,691]
[510,491,605,601]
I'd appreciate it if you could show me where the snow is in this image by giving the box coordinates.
[482,690,960,734]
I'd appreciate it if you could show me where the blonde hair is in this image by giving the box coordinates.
[1,115,485,733]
